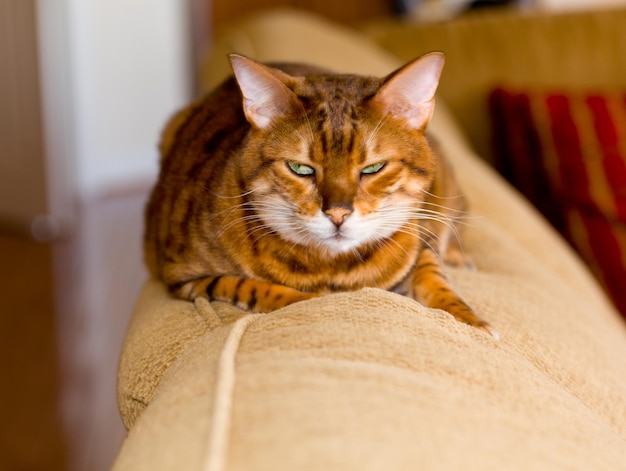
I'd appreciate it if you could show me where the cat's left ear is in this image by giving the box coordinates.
[372,52,444,130]
[229,54,301,130]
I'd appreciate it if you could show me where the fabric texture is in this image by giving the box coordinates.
[490,87,626,317]
[114,9,626,471]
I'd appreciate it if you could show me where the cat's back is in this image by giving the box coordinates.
[159,77,248,170]
[145,76,251,277]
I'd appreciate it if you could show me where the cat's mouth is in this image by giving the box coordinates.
[320,230,364,254]
[328,225,352,241]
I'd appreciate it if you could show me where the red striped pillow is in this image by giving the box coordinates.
[490,87,626,318]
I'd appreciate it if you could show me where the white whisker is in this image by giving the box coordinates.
[366,115,388,148]
[422,188,463,201]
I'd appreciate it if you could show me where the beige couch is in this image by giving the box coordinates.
[113,9,626,470]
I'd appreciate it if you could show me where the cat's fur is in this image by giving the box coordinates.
[145,52,497,338]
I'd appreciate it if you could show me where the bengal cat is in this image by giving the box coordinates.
[145,52,498,338]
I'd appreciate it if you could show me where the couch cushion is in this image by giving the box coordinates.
[490,86,626,317]
[199,9,401,94]
[363,7,626,163]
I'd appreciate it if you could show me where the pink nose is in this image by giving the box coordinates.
[324,207,352,227]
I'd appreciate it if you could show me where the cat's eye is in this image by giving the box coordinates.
[287,161,315,176]
[361,162,386,175]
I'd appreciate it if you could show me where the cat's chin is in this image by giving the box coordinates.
[318,235,364,256]
[278,231,365,257]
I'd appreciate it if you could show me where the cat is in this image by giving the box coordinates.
[144,52,498,339]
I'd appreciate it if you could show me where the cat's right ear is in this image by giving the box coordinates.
[229,54,301,130]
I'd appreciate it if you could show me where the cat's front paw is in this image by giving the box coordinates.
[178,275,320,313]
[442,244,475,270]
[248,286,320,313]
[478,322,501,341]
[441,301,500,340]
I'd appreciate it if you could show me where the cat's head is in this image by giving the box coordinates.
[229,53,444,255]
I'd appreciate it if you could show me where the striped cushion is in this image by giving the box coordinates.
[490,87,626,318]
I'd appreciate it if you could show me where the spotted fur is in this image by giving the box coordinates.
[145,53,497,338]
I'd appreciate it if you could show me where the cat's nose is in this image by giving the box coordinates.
[324,207,352,227]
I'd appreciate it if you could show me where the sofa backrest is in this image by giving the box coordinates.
[364,7,626,161]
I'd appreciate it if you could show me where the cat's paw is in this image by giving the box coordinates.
[479,322,501,341]
[246,285,320,313]
[445,302,499,340]
[443,245,476,270]
[184,275,320,313]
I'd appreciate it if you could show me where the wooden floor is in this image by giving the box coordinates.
[0,188,150,471]
[0,234,67,470]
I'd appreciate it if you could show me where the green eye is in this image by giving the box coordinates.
[287,161,315,176]
[361,162,385,175]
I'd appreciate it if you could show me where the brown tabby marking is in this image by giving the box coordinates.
[145,53,498,338]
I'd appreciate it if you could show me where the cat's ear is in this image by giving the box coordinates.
[372,52,444,130]
[229,54,301,130]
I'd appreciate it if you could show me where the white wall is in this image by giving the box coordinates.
[66,0,190,197]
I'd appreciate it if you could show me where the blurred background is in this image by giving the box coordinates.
[1,0,624,470]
